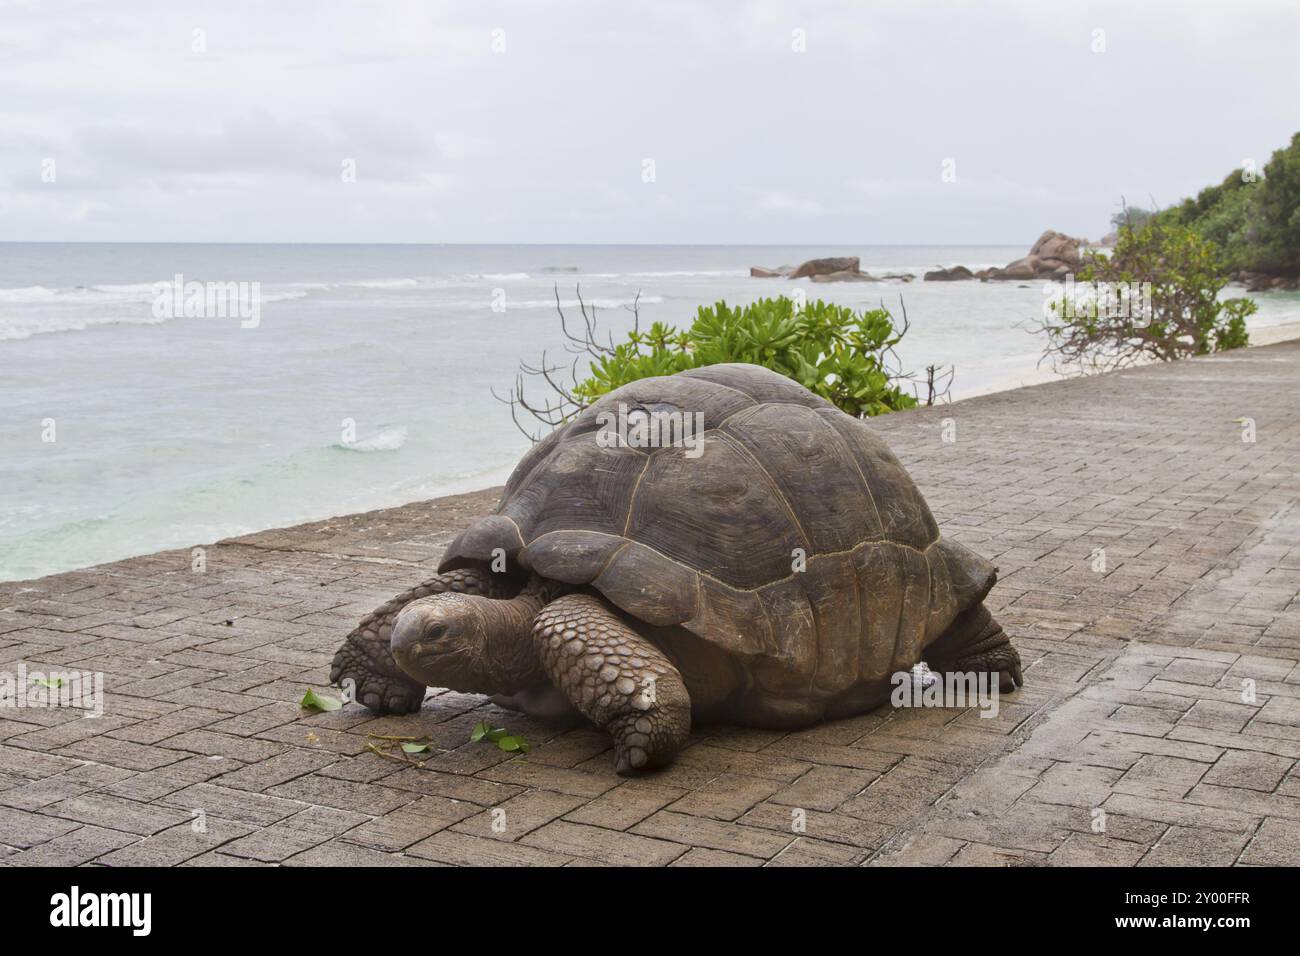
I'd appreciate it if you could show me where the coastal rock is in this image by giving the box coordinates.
[788,256,860,279]
[988,232,1082,280]
[1234,270,1300,291]
[811,270,877,282]
[995,257,1039,280]
[926,229,1085,282]
[749,258,913,282]
[923,265,975,281]
[1027,230,1082,270]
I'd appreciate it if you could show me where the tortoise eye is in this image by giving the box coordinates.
[426,623,447,641]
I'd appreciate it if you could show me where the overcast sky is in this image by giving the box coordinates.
[2,0,1297,245]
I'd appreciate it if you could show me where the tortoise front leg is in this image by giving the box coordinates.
[330,568,517,713]
[532,594,691,774]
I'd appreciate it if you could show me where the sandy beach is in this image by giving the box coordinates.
[1246,319,1300,346]
[894,316,1300,400]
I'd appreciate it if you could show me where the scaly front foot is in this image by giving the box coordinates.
[532,593,691,774]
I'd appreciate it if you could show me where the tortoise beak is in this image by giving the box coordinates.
[391,605,447,669]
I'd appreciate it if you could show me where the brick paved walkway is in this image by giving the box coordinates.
[2,342,1298,866]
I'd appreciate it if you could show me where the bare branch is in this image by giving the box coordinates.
[503,285,639,442]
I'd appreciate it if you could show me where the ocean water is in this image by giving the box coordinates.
[3,242,1298,583]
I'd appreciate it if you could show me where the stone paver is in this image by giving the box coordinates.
[2,342,1299,865]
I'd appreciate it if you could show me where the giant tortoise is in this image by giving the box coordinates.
[330,363,1021,772]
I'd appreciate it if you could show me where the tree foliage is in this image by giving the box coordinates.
[1154,131,1300,275]
[1110,205,1154,231]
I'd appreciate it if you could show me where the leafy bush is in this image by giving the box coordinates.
[1040,221,1255,371]
[573,297,918,418]
[500,293,927,439]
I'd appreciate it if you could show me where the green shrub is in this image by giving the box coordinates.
[1042,222,1255,370]
[573,297,918,417]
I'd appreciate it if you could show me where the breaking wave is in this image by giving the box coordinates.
[333,425,408,453]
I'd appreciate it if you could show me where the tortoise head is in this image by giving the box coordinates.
[391,593,494,692]
[390,591,542,695]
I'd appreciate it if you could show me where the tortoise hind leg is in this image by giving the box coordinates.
[926,603,1023,694]
[532,594,691,774]
[330,567,517,713]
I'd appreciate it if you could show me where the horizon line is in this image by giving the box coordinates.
[0,239,1036,248]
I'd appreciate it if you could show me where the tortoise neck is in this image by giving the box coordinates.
[478,577,562,691]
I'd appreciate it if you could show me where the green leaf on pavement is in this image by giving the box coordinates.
[300,688,342,712]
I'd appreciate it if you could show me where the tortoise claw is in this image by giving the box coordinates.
[998,664,1023,694]
[330,636,426,714]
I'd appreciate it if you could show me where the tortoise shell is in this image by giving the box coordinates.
[440,363,995,695]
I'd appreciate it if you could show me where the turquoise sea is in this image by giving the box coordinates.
[3,242,1298,582]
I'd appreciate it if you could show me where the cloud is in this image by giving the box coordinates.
[71,110,446,187]
[847,176,1066,204]
[751,190,826,215]
[0,0,1297,242]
